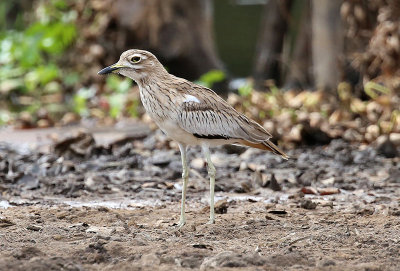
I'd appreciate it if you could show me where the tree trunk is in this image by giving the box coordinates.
[311,0,343,92]
[283,0,312,89]
[253,0,292,90]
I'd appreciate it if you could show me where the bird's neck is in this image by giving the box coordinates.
[134,71,171,89]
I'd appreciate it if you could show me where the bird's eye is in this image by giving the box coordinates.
[131,56,141,63]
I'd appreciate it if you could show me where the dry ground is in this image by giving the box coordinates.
[0,200,399,271]
[0,126,399,270]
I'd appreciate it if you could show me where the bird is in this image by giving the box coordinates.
[98,49,288,228]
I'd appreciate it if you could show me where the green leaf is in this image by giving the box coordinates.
[195,70,225,88]
[364,81,390,99]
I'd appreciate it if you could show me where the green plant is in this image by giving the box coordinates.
[364,81,390,99]
[0,0,78,123]
[195,69,225,88]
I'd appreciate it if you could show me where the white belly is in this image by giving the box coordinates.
[157,119,200,146]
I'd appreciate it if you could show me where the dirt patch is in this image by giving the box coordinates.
[0,128,399,270]
[1,203,399,270]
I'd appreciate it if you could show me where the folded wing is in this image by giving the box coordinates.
[177,86,288,159]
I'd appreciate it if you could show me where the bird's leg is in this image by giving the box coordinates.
[177,144,189,228]
[202,145,216,224]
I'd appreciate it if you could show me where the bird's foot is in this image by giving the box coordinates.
[207,218,215,225]
[176,219,186,229]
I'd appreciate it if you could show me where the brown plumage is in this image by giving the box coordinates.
[240,140,289,159]
[98,49,289,227]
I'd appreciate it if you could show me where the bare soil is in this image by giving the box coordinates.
[0,126,399,270]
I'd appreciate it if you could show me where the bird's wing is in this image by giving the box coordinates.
[176,83,271,143]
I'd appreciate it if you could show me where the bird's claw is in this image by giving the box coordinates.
[176,219,186,229]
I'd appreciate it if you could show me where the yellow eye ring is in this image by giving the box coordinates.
[131,56,141,63]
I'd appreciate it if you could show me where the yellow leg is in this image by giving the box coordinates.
[177,144,189,228]
[202,144,216,224]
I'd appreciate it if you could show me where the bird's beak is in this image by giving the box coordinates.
[98,63,125,75]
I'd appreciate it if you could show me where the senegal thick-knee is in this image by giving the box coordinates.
[99,49,288,227]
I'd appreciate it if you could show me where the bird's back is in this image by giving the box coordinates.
[139,75,288,159]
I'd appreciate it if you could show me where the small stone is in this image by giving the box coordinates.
[214,199,229,214]
[320,177,335,185]
[377,137,398,158]
[298,171,317,186]
[390,133,400,146]
[191,157,205,169]
[300,199,317,210]
[26,224,43,231]
[267,173,281,191]
[150,151,174,167]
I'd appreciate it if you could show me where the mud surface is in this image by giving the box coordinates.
[0,127,399,270]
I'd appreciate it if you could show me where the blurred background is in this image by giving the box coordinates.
[1,0,399,147]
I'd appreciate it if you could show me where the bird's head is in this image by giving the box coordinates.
[98,49,167,82]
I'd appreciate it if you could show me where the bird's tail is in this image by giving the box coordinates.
[240,139,289,160]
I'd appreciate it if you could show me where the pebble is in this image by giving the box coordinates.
[300,199,317,210]
[26,224,43,231]
[377,137,398,158]
[320,177,335,186]
[214,199,229,214]
[298,171,317,186]
[191,157,205,169]
[390,133,400,145]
